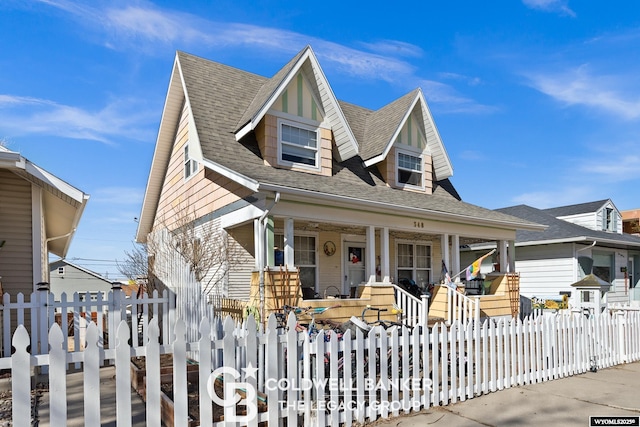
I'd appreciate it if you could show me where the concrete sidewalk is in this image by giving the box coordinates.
[6,361,640,426]
[368,362,640,427]
[37,366,147,427]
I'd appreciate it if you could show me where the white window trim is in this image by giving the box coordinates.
[396,240,432,284]
[274,230,319,290]
[277,118,321,171]
[184,144,199,180]
[396,149,425,190]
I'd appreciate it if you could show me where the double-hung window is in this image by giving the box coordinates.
[278,119,319,168]
[603,207,616,232]
[397,242,431,286]
[397,151,423,188]
[274,234,317,289]
[184,145,198,179]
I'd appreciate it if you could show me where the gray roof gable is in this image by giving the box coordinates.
[498,204,640,247]
[137,49,544,240]
[543,199,611,217]
[361,89,419,161]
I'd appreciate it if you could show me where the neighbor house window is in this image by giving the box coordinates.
[397,242,431,286]
[184,145,198,179]
[57,267,65,275]
[278,119,319,168]
[397,151,423,188]
[593,252,614,291]
[274,234,317,289]
[603,207,616,232]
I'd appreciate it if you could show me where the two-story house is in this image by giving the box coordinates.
[494,199,640,307]
[135,46,544,328]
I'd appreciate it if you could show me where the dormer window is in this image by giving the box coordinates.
[278,119,319,169]
[604,207,616,232]
[184,144,198,179]
[397,151,423,188]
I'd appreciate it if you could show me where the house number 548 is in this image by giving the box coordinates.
[414,221,424,228]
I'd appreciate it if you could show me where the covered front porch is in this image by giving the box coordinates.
[226,193,522,324]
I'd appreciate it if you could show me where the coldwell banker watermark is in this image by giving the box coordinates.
[207,364,432,422]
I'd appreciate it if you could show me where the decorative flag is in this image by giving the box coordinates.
[465,249,496,281]
[442,260,455,288]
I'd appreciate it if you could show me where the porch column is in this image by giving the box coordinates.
[441,234,450,280]
[499,240,508,273]
[508,240,516,272]
[266,216,275,266]
[254,218,262,270]
[366,226,376,283]
[284,218,295,269]
[452,235,461,279]
[380,227,390,283]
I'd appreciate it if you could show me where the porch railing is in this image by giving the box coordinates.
[392,284,429,327]
[446,285,480,325]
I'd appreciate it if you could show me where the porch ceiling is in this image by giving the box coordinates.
[276,219,493,245]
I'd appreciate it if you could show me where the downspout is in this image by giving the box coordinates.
[258,192,281,324]
[577,241,597,252]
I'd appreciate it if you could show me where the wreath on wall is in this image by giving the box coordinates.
[323,241,336,256]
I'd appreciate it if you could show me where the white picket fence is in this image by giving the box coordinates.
[0,288,174,357]
[2,302,640,426]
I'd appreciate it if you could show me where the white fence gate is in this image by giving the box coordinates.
[1,292,640,426]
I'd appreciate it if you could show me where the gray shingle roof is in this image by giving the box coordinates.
[497,204,640,247]
[178,51,541,229]
[361,89,419,161]
[543,199,610,217]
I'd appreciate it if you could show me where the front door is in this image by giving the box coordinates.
[344,242,366,295]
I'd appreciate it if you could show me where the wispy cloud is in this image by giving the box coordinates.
[358,40,424,58]
[522,0,576,17]
[511,186,594,209]
[27,0,491,113]
[92,186,145,204]
[0,94,155,143]
[420,80,498,114]
[525,65,640,120]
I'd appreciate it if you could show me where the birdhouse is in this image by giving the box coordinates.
[570,273,611,317]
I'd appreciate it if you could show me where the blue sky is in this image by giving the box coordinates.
[1,0,640,279]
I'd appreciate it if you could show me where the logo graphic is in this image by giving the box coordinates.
[207,365,258,422]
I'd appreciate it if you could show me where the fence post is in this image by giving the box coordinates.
[616,310,627,363]
[421,294,429,328]
[35,282,50,377]
[109,282,124,351]
[35,282,50,356]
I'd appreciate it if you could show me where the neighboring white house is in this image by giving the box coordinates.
[495,200,640,306]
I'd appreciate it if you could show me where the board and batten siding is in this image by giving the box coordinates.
[0,169,34,295]
[304,58,357,162]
